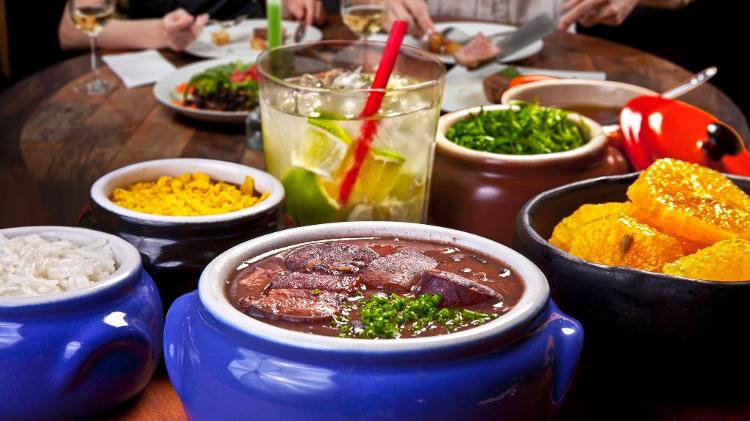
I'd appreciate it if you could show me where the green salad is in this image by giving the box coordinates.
[445,102,590,155]
[177,61,258,112]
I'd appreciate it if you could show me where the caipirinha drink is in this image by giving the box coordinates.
[256,41,445,226]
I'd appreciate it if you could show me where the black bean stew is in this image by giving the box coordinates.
[225,238,525,339]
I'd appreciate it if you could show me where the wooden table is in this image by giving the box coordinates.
[1,17,748,421]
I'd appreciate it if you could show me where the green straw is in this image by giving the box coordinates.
[267,0,282,49]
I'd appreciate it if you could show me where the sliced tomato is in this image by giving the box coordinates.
[508,75,558,88]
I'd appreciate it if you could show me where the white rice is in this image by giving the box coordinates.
[0,234,117,297]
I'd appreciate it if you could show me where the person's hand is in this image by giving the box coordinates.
[383,0,434,39]
[284,0,325,25]
[558,0,638,30]
[162,8,208,52]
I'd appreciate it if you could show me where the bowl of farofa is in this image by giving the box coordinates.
[0,226,163,420]
[81,158,284,303]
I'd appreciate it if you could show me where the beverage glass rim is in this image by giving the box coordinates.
[256,40,446,95]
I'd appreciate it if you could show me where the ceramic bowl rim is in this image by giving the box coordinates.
[198,221,551,353]
[90,158,284,224]
[436,104,606,165]
[500,78,658,106]
[518,172,750,286]
[0,226,142,307]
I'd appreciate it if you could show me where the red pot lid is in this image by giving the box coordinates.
[619,96,750,176]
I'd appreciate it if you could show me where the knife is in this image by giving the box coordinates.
[294,21,307,43]
[473,13,556,70]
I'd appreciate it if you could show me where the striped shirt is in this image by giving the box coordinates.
[427,0,565,25]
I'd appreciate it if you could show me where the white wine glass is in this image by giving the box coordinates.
[341,0,385,40]
[69,0,117,94]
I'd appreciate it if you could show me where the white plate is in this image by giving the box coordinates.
[368,21,543,64]
[442,63,607,112]
[153,56,253,124]
[185,19,323,59]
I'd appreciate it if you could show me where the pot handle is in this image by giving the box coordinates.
[53,314,156,393]
[548,302,584,406]
[163,290,199,396]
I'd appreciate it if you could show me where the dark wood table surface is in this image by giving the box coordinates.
[1,16,748,421]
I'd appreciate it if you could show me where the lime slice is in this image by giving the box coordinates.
[352,147,407,202]
[292,117,353,178]
[281,167,340,226]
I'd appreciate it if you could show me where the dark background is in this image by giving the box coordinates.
[0,0,746,121]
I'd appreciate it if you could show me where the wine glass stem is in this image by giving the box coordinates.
[89,36,99,77]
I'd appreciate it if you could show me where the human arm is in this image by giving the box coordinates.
[558,0,639,30]
[283,0,326,25]
[383,0,434,38]
[58,7,208,51]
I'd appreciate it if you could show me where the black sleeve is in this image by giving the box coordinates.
[127,0,265,20]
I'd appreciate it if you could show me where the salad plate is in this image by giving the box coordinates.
[153,56,256,124]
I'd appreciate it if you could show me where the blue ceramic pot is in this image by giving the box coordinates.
[0,226,164,421]
[164,222,583,421]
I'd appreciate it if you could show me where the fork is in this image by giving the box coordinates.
[208,14,247,29]
[439,26,512,44]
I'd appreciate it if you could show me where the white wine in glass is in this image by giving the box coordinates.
[341,0,385,39]
[69,0,116,94]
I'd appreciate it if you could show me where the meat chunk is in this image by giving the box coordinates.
[362,248,437,292]
[284,242,378,275]
[416,269,503,307]
[245,289,345,322]
[229,260,286,301]
[268,272,360,293]
[453,33,501,69]
[483,73,508,104]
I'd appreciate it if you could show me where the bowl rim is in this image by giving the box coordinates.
[518,171,750,286]
[198,221,551,353]
[90,158,284,224]
[0,226,142,306]
[436,104,606,166]
[500,78,658,105]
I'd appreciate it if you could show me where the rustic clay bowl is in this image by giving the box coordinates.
[430,104,629,246]
[515,172,750,389]
[501,79,657,124]
[81,158,284,306]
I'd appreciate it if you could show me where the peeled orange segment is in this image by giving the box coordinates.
[627,158,750,247]
[663,239,750,282]
[568,215,685,273]
[549,202,633,251]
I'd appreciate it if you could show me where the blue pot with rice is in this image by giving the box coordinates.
[0,226,163,421]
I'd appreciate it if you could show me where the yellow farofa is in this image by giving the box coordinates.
[110,172,270,216]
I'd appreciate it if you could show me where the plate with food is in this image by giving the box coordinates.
[185,19,323,59]
[441,63,607,112]
[153,56,258,123]
[369,21,543,65]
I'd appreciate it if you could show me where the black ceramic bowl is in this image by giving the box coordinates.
[515,172,750,389]
[80,158,284,305]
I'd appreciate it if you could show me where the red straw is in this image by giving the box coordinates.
[338,20,408,203]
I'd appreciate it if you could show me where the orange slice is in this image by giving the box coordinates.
[568,214,685,273]
[549,202,633,251]
[662,238,750,282]
[627,158,750,247]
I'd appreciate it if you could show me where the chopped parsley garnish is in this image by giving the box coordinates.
[445,101,589,155]
[334,293,498,339]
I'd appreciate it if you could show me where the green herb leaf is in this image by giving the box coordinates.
[445,102,589,155]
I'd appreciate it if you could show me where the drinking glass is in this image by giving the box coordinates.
[340,0,385,39]
[69,0,117,94]
[256,40,445,226]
